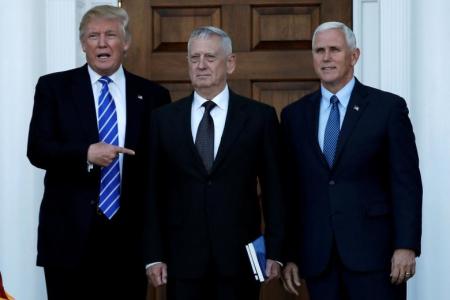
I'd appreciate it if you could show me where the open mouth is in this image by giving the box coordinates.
[322,66,336,71]
[97,53,111,60]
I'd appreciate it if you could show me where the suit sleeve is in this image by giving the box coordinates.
[259,106,285,262]
[27,77,91,172]
[387,98,422,255]
[279,108,301,265]
[143,110,166,264]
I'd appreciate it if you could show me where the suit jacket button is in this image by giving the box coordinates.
[329,180,335,185]
[208,180,212,185]
[90,200,96,205]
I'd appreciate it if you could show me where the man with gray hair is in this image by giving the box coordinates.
[143,26,284,300]
[27,5,170,299]
[281,21,422,300]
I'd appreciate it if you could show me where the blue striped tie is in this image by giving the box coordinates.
[323,95,340,168]
[97,76,120,219]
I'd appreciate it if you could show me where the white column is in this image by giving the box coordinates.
[353,0,411,102]
[47,0,78,72]
[409,0,450,299]
[0,0,47,299]
[379,0,411,103]
[353,0,380,89]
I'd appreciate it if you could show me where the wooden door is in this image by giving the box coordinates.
[122,0,351,115]
[121,0,352,299]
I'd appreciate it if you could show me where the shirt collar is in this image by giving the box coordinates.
[193,85,229,111]
[320,77,355,109]
[87,65,125,85]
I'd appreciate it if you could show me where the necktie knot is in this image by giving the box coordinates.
[202,101,216,114]
[330,95,339,105]
[99,76,112,86]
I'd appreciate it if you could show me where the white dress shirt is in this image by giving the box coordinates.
[87,65,127,175]
[191,85,229,157]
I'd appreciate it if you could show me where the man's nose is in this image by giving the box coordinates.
[98,35,107,47]
[197,56,206,68]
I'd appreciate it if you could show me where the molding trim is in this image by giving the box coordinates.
[46,0,77,72]
[353,0,410,102]
[379,0,411,101]
[352,0,380,88]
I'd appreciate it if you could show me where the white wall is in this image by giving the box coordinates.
[354,0,450,299]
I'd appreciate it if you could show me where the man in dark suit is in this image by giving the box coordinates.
[144,26,284,300]
[27,5,170,300]
[281,22,422,300]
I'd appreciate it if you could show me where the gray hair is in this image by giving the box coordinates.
[312,21,356,50]
[187,26,233,55]
[79,5,130,42]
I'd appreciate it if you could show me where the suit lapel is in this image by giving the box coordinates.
[210,90,248,174]
[333,79,370,167]
[123,70,141,150]
[306,91,330,169]
[71,65,98,144]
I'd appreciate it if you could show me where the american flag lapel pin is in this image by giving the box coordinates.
[353,105,359,111]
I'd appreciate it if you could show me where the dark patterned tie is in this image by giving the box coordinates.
[323,95,340,168]
[97,76,120,219]
[195,101,216,172]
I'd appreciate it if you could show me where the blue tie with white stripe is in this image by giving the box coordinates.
[97,76,120,219]
[323,95,340,168]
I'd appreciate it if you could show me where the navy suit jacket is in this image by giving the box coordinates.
[27,65,170,267]
[281,79,422,277]
[143,90,284,278]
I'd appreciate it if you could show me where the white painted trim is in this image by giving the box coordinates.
[46,0,77,73]
[379,0,411,102]
[353,0,411,101]
[352,0,380,89]
[352,0,363,79]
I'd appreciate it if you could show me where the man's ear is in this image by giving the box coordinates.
[351,48,360,66]
[123,37,131,54]
[227,54,236,75]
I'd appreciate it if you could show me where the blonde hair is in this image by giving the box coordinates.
[79,5,130,41]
